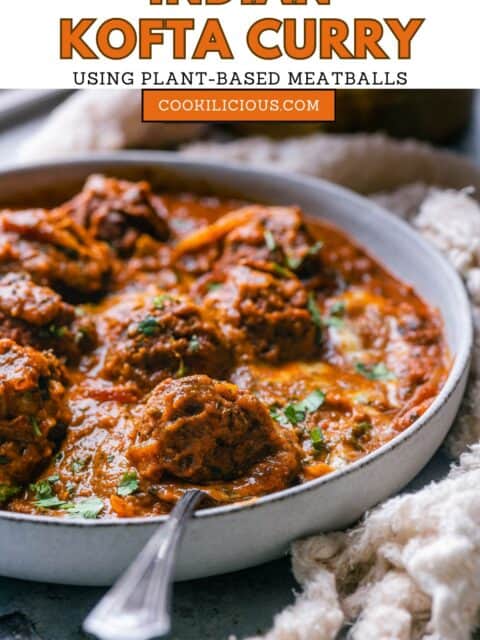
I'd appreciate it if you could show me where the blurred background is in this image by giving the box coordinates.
[0,89,478,162]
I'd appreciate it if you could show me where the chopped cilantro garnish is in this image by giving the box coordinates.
[351,422,372,439]
[66,482,76,496]
[106,454,115,464]
[34,494,104,519]
[269,407,290,427]
[30,475,59,500]
[64,496,104,519]
[30,480,54,500]
[34,496,67,510]
[54,451,64,463]
[310,427,325,451]
[207,282,222,292]
[188,335,200,353]
[0,484,20,503]
[117,471,139,497]
[330,301,345,316]
[271,390,326,426]
[307,293,323,343]
[176,358,187,378]
[296,389,326,413]
[286,242,323,272]
[284,404,305,425]
[285,255,302,270]
[322,300,346,329]
[153,294,173,310]
[323,316,344,328]
[30,416,42,437]
[354,393,369,405]
[355,362,396,381]
[272,263,293,279]
[137,316,159,336]
[264,230,276,252]
[71,458,88,474]
[49,324,68,338]
[308,241,323,255]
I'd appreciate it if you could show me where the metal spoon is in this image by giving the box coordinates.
[83,488,204,640]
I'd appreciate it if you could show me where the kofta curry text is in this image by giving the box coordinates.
[0,175,449,518]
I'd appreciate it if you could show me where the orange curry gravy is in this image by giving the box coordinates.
[0,175,449,518]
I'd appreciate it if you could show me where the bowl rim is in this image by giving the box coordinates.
[0,151,473,528]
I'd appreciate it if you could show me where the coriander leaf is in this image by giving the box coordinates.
[66,482,76,496]
[137,316,159,336]
[269,407,290,427]
[0,484,20,503]
[49,324,68,338]
[207,282,222,292]
[284,403,305,425]
[286,241,324,271]
[47,474,59,484]
[153,294,173,310]
[310,427,325,451]
[71,458,87,474]
[106,454,115,464]
[117,471,139,497]
[322,300,346,328]
[354,393,369,405]
[175,357,187,379]
[30,480,54,500]
[351,422,372,439]
[308,241,323,255]
[322,316,344,328]
[355,362,396,381]
[272,263,293,279]
[275,390,326,426]
[188,335,200,353]
[34,496,69,510]
[295,389,326,414]
[285,254,302,271]
[330,301,346,316]
[307,293,323,343]
[64,496,104,519]
[264,230,276,252]
[30,416,42,437]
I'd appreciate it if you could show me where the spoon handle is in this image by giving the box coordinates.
[83,489,204,640]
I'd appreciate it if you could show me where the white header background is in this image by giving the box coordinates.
[0,0,478,88]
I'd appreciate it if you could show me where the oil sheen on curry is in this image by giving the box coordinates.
[0,175,449,519]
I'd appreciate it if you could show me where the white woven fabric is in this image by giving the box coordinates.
[19,90,206,160]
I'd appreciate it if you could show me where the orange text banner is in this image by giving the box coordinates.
[142,89,335,122]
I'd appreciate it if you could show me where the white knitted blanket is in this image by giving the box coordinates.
[21,98,480,638]
[182,135,480,640]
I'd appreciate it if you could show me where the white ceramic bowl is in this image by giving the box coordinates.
[0,153,472,586]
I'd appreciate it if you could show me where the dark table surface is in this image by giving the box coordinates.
[0,91,479,640]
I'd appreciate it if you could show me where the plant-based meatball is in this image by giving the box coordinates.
[65,174,170,255]
[0,207,113,297]
[0,273,96,362]
[203,264,318,363]
[0,339,70,501]
[101,292,232,390]
[128,375,300,484]
[175,205,323,278]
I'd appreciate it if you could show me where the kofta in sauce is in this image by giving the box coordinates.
[0,174,448,518]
